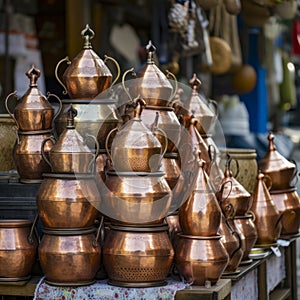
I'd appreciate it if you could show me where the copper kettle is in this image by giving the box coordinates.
[5,65,62,131]
[55,24,120,99]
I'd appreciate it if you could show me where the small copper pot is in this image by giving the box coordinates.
[0,219,38,280]
[13,129,53,183]
[102,224,174,287]
[175,234,229,286]
[38,226,102,286]
[37,173,101,228]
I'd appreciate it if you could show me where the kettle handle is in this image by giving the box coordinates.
[263,174,272,190]
[41,136,56,168]
[105,127,119,164]
[55,56,71,95]
[104,55,121,87]
[289,159,298,187]
[166,70,178,103]
[46,92,63,124]
[216,180,233,204]
[122,67,136,102]
[153,127,168,158]
[93,215,104,248]
[84,134,100,173]
[208,99,219,118]
[27,213,40,245]
[5,91,19,130]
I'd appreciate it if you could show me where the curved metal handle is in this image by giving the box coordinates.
[208,99,219,118]
[231,228,243,259]
[166,70,178,103]
[46,92,63,123]
[104,55,121,87]
[217,180,233,204]
[122,67,136,102]
[41,136,56,168]
[55,56,71,95]
[208,144,217,164]
[93,216,104,248]
[289,159,298,187]
[105,127,119,163]
[84,134,100,173]
[263,174,272,190]
[230,158,240,178]
[27,214,39,245]
[248,210,256,222]
[153,127,168,158]
[5,91,19,130]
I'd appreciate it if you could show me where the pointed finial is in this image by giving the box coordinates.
[65,104,78,129]
[81,24,95,49]
[268,131,276,151]
[189,73,201,93]
[26,65,40,87]
[146,40,156,64]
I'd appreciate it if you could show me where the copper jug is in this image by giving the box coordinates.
[13,129,53,183]
[251,172,282,245]
[259,132,297,191]
[37,173,101,228]
[41,105,99,174]
[175,234,229,286]
[106,98,167,173]
[38,226,102,286]
[5,65,62,131]
[178,152,222,236]
[103,224,174,287]
[55,24,120,99]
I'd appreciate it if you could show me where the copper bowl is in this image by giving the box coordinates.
[102,224,174,287]
[175,234,229,286]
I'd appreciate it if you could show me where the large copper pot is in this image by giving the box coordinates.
[37,173,101,228]
[55,25,120,99]
[13,129,53,183]
[0,219,37,280]
[259,132,297,191]
[270,187,300,236]
[102,224,174,287]
[5,65,62,132]
[54,99,120,149]
[102,170,172,225]
[38,226,102,286]
[175,234,229,286]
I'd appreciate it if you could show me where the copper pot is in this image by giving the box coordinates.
[37,173,101,228]
[233,213,257,261]
[251,172,282,245]
[175,234,229,286]
[179,153,222,236]
[102,224,174,287]
[55,25,120,99]
[13,129,53,183]
[0,219,38,280]
[270,187,300,236]
[259,133,297,191]
[102,170,172,225]
[38,226,102,286]
[165,211,182,246]
[5,65,62,132]
[54,99,121,149]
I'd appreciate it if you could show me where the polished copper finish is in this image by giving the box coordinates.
[55,25,120,99]
[13,130,53,183]
[96,150,109,181]
[5,65,62,131]
[37,173,101,228]
[42,105,99,173]
[179,152,222,236]
[106,98,166,172]
[0,219,37,279]
[54,99,121,149]
[102,224,174,287]
[102,171,172,225]
[234,213,257,261]
[259,132,297,190]
[38,226,101,285]
[270,188,300,236]
[175,234,229,286]
[251,172,282,245]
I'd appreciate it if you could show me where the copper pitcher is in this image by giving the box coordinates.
[259,132,297,191]
[37,173,101,228]
[38,226,102,286]
[103,224,174,287]
[251,172,282,245]
[0,218,38,280]
[5,65,62,131]
[41,105,99,173]
[179,152,222,236]
[13,129,53,183]
[55,25,120,99]
[175,234,229,286]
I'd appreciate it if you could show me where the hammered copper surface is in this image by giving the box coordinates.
[175,234,229,286]
[102,224,174,286]
[38,227,101,285]
[5,65,62,131]
[0,219,37,278]
[37,173,101,228]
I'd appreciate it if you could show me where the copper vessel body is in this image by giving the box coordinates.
[102,171,172,224]
[37,173,101,228]
[96,151,109,181]
[0,220,37,279]
[38,227,101,285]
[102,224,174,287]
[13,130,53,183]
[234,214,257,260]
[160,153,182,190]
[270,188,300,236]
[175,234,229,286]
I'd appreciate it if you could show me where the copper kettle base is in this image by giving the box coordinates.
[0,275,31,283]
[44,279,96,287]
[20,178,43,184]
[108,279,167,288]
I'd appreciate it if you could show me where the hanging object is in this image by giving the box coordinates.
[231,64,257,94]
